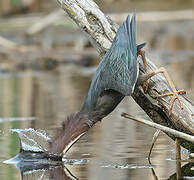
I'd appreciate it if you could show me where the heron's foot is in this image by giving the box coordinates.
[158,89,185,115]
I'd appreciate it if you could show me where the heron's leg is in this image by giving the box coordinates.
[137,50,150,92]
[137,50,149,73]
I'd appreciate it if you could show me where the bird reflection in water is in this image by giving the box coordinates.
[18,161,78,180]
[7,151,194,180]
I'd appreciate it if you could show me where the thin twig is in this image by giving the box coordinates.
[176,138,182,179]
[121,113,194,143]
[148,130,161,161]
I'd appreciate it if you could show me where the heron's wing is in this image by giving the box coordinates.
[92,46,138,98]
[130,12,137,56]
[90,13,138,97]
[82,13,139,111]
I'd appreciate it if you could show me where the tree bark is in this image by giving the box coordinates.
[57,0,194,151]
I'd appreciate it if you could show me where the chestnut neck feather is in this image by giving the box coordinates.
[49,112,89,155]
[48,90,124,155]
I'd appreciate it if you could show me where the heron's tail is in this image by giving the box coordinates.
[48,112,90,155]
[121,12,146,52]
[137,42,146,50]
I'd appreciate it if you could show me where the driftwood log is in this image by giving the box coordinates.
[57,0,194,151]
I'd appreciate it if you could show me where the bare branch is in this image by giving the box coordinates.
[121,113,194,143]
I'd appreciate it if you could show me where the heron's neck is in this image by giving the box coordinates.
[80,89,124,120]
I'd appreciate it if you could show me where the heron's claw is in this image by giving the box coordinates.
[158,90,185,115]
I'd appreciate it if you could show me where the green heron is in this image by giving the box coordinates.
[49,13,183,155]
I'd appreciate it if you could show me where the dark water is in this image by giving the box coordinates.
[0,59,193,180]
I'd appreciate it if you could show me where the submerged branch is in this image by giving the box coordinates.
[57,0,194,151]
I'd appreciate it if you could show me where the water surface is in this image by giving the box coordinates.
[0,61,193,179]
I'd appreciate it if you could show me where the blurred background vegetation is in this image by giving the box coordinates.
[0,0,194,15]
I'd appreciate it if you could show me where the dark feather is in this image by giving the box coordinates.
[137,42,146,50]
